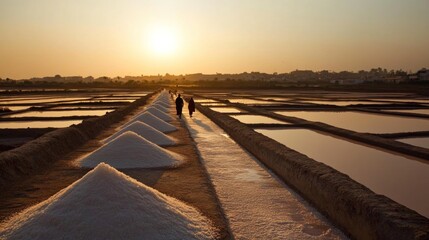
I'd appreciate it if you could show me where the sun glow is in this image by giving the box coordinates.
[148,27,178,56]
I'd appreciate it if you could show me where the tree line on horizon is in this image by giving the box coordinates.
[0,68,427,90]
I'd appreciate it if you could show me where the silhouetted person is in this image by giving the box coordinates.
[188,97,195,117]
[175,94,184,119]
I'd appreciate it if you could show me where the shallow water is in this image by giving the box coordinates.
[372,98,429,104]
[194,99,218,103]
[231,115,286,124]
[300,100,389,106]
[227,98,277,105]
[0,120,82,129]
[1,106,30,111]
[200,103,227,106]
[275,111,429,133]
[384,109,429,115]
[397,137,429,149]
[9,110,112,118]
[0,98,90,105]
[210,107,245,113]
[256,128,429,218]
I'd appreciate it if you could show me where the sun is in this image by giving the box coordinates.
[148,27,177,56]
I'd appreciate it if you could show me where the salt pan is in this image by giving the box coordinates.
[79,131,183,168]
[0,163,217,240]
[103,121,176,146]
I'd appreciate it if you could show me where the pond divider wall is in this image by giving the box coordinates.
[0,91,158,189]
[195,104,429,240]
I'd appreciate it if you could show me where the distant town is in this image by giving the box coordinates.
[1,68,428,90]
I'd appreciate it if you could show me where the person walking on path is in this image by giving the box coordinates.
[188,97,195,117]
[175,94,184,119]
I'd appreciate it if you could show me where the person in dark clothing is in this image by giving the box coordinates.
[188,97,195,117]
[175,94,184,119]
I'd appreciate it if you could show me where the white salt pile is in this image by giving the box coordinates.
[124,112,177,133]
[0,163,217,240]
[153,101,170,108]
[145,107,174,122]
[103,121,177,146]
[150,103,169,113]
[79,132,183,169]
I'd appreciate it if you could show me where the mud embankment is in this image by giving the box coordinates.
[0,91,157,189]
[195,104,429,240]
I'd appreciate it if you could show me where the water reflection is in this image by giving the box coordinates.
[300,100,388,106]
[256,128,429,218]
[231,115,286,124]
[227,98,276,104]
[9,110,112,118]
[384,109,429,115]
[0,120,82,129]
[210,107,245,113]
[397,138,429,149]
[275,111,429,133]
[200,103,227,106]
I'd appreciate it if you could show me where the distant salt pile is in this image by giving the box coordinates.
[79,132,183,168]
[150,103,169,113]
[0,163,217,240]
[153,101,170,108]
[103,121,177,146]
[125,112,177,133]
[145,107,174,122]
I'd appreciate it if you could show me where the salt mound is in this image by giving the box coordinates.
[153,99,170,107]
[125,112,177,133]
[0,163,217,240]
[79,131,183,168]
[150,103,169,113]
[145,107,174,122]
[103,121,177,146]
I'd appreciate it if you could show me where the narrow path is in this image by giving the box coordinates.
[183,110,347,239]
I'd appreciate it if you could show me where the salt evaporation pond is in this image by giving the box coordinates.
[9,110,112,118]
[0,98,90,105]
[0,120,82,129]
[256,128,429,218]
[0,163,217,240]
[384,109,429,115]
[372,98,429,104]
[194,99,218,103]
[200,103,227,107]
[0,106,29,111]
[300,100,388,106]
[210,107,245,113]
[275,111,429,134]
[231,115,286,124]
[397,137,429,149]
[227,98,275,105]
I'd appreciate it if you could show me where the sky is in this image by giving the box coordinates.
[1,0,428,79]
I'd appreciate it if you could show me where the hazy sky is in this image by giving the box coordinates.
[1,0,428,79]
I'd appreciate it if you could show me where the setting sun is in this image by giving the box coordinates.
[148,27,178,56]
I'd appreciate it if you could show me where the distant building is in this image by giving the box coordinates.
[417,68,429,81]
[330,79,364,85]
[408,68,429,81]
[382,76,407,84]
